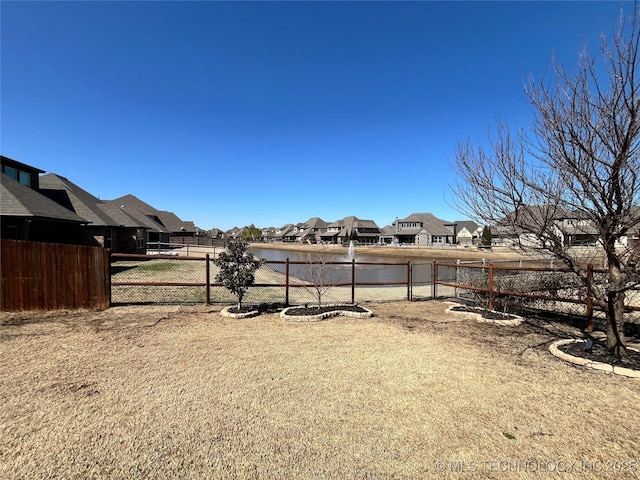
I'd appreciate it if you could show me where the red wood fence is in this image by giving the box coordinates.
[1,240,110,311]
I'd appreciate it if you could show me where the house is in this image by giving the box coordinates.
[454,220,482,247]
[297,217,327,243]
[392,213,456,246]
[318,216,381,245]
[261,227,277,243]
[1,166,87,244]
[39,174,149,253]
[378,225,396,244]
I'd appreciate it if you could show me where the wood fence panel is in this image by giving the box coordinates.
[1,240,110,311]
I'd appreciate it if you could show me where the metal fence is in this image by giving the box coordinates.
[109,253,640,326]
[110,254,413,306]
[436,261,640,328]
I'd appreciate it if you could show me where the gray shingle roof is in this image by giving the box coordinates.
[109,194,195,233]
[397,212,453,236]
[1,173,87,223]
[39,174,145,228]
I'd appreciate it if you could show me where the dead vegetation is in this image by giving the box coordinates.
[1,301,639,479]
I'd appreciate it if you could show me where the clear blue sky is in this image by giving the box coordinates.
[1,1,631,231]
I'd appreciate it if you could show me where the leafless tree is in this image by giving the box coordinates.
[297,246,338,309]
[452,6,640,358]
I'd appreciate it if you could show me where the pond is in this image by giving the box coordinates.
[250,246,454,286]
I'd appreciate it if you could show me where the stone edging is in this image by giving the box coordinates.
[549,339,640,378]
[220,306,259,319]
[280,305,374,322]
[446,305,522,326]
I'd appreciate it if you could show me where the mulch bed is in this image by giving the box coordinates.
[284,304,369,317]
[559,340,640,370]
[227,303,287,315]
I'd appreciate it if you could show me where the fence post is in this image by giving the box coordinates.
[351,259,356,304]
[432,259,437,298]
[107,249,113,307]
[407,259,411,301]
[205,254,210,306]
[285,258,290,306]
[586,265,594,332]
[488,262,494,310]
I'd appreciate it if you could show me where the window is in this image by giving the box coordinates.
[2,166,33,187]
[3,166,18,180]
[18,171,31,186]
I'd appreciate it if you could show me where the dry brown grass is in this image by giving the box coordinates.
[1,301,639,479]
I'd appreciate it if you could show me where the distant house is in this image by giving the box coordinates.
[1,161,87,244]
[392,213,456,246]
[261,227,276,243]
[378,224,396,244]
[318,216,380,245]
[454,220,482,247]
[208,228,224,240]
[297,217,327,243]
[39,174,148,253]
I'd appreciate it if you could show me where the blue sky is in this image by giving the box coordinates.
[1,1,631,231]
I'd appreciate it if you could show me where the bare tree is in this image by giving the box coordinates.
[452,7,640,358]
[297,246,338,309]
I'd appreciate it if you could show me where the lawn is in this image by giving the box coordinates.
[1,300,638,479]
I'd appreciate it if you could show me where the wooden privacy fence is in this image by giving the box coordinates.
[1,240,110,311]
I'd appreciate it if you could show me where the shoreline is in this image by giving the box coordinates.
[249,242,530,262]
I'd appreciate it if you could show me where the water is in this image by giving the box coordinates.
[250,246,445,285]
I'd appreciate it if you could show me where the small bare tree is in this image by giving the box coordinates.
[298,246,338,309]
[452,7,640,358]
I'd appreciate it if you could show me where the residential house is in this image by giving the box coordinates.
[1,166,87,244]
[261,227,277,243]
[392,213,456,246]
[272,224,294,242]
[378,224,396,244]
[319,216,380,245]
[455,220,482,247]
[39,174,149,253]
[297,217,327,243]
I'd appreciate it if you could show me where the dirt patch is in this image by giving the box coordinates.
[449,305,518,320]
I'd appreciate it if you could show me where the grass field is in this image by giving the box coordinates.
[1,300,638,479]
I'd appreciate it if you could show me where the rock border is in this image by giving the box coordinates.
[220,306,260,319]
[280,305,374,322]
[446,304,522,326]
[549,339,640,378]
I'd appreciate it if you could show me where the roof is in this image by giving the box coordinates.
[397,212,453,236]
[1,173,87,223]
[39,174,145,228]
[455,220,480,233]
[1,155,45,174]
[110,194,196,233]
[303,217,327,229]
